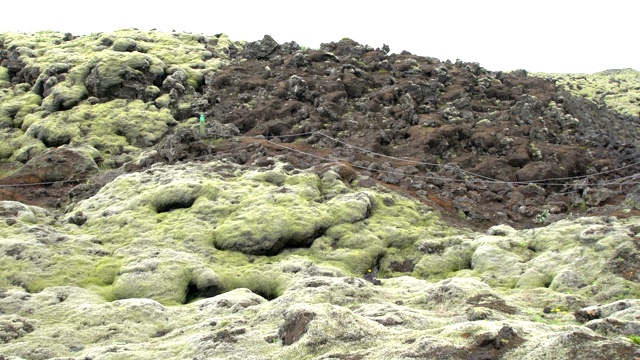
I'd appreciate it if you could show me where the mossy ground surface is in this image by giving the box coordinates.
[1,159,639,359]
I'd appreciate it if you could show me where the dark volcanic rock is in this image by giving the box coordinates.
[242,35,280,60]
[515,162,567,183]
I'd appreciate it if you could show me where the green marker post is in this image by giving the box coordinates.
[199,113,205,136]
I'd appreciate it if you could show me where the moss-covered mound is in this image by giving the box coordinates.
[1,159,640,359]
[0,29,236,166]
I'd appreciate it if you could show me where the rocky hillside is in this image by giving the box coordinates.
[1,29,639,229]
[1,29,640,359]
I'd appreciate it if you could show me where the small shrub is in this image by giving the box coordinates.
[534,209,550,224]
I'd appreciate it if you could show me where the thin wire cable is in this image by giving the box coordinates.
[0,177,90,188]
[190,142,258,161]
[1,129,638,189]
[266,138,640,187]
[315,132,640,184]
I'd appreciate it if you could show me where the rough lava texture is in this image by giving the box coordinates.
[1,29,640,359]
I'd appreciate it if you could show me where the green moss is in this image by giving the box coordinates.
[536,69,640,117]
[324,246,385,276]
[213,201,331,255]
[41,81,89,112]
[112,257,195,305]
[1,29,232,76]
[112,37,139,52]
[0,89,42,128]
[9,138,46,162]
[0,30,243,169]
[0,66,9,87]
[145,182,202,213]
[377,250,417,277]
[283,173,322,199]
[11,251,104,294]
[94,258,122,285]
[217,268,286,300]
[0,141,14,159]
[527,220,583,252]
[25,111,80,147]
[628,335,640,346]
[88,51,166,95]
[23,99,172,164]
[319,169,351,197]
[330,225,381,249]
[155,94,171,108]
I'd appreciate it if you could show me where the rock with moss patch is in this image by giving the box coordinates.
[277,302,385,349]
[85,51,166,100]
[0,145,99,184]
[0,316,35,343]
[112,37,141,52]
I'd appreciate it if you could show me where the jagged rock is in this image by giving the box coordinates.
[242,35,280,60]
[583,187,613,206]
[162,68,190,99]
[205,119,240,138]
[289,52,309,68]
[32,63,70,97]
[342,72,366,98]
[308,51,340,63]
[625,187,640,210]
[3,30,625,229]
[287,75,309,100]
[137,127,211,166]
[67,211,87,226]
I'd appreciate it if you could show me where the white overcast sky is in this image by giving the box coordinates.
[2,1,637,73]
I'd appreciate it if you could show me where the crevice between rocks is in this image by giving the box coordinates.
[153,195,197,213]
[185,281,220,304]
